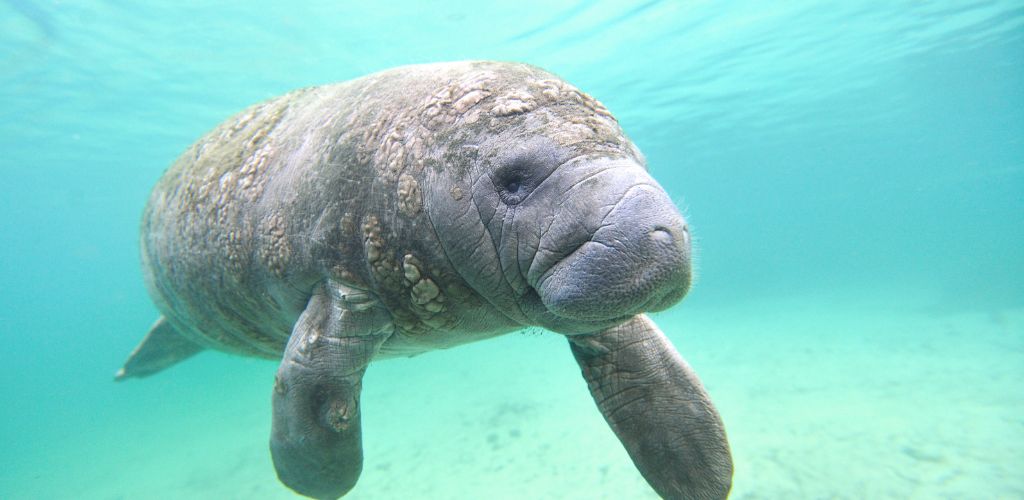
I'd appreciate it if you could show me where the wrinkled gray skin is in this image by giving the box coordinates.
[117,61,732,499]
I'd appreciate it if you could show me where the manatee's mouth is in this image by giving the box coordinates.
[533,237,691,323]
[513,157,692,329]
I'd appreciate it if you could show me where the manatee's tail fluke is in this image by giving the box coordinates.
[115,316,204,381]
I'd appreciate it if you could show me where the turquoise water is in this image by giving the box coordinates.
[1,1,1022,498]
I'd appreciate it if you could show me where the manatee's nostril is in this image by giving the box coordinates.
[650,226,673,245]
[681,224,690,245]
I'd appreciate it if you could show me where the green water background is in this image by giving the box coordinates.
[1,2,1021,498]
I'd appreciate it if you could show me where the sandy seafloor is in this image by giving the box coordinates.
[3,289,1020,499]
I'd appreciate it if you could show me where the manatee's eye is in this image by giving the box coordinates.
[491,138,568,206]
[504,176,522,195]
[494,166,531,205]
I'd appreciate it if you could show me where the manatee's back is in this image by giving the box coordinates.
[140,88,331,359]
[134,61,556,368]
[137,62,478,360]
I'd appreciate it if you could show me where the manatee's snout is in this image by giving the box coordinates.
[534,163,691,323]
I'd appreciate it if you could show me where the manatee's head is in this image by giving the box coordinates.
[423,62,691,334]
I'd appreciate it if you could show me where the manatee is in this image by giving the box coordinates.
[116,61,732,499]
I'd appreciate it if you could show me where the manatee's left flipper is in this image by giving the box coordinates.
[271,283,393,500]
[568,314,732,500]
[115,316,204,381]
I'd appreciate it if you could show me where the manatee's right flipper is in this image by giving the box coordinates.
[568,314,732,500]
[115,316,204,381]
[271,284,393,500]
